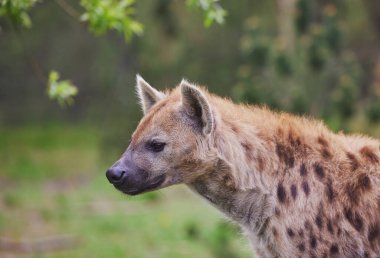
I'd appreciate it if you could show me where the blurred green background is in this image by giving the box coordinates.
[1,0,380,257]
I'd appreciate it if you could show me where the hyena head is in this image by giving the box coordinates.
[106,75,219,195]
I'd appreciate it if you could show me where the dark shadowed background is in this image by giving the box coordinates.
[1,0,380,257]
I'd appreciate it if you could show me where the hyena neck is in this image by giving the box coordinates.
[189,108,281,232]
[212,108,279,192]
[189,170,274,231]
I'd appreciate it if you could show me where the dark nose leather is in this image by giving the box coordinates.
[106,167,126,184]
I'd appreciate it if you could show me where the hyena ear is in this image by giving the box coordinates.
[136,74,166,115]
[180,79,214,135]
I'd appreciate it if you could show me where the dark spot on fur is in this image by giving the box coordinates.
[346,152,359,170]
[317,136,329,147]
[222,174,235,189]
[322,253,328,258]
[298,229,304,237]
[277,183,287,203]
[310,235,317,249]
[231,125,239,133]
[241,142,252,152]
[290,184,297,200]
[287,155,295,168]
[272,227,278,237]
[344,208,363,232]
[337,228,342,236]
[360,146,379,163]
[313,163,325,179]
[287,228,295,237]
[358,174,371,190]
[368,224,379,245]
[297,243,305,252]
[276,142,295,168]
[302,181,310,196]
[289,130,302,148]
[321,148,332,159]
[304,220,311,230]
[330,244,339,254]
[317,136,331,159]
[325,178,335,202]
[300,163,307,176]
[347,174,372,204]
[256,155,265,171]
[241,141,254,161]
[327,219,334,234]
[346,185,358,204]
[275,207,281,217]
[276,143,285,159]
[315,215,323,230]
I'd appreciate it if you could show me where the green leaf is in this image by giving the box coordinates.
[47,70,78,107]
[20,12,31,28]
[186,0,227,27]
[0,0,39,28]
[80,0,143,41]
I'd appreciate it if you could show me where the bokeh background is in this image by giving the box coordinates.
[1,1,380,257]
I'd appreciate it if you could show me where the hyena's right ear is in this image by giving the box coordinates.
[136,74,166,115]
[180,79,214,136]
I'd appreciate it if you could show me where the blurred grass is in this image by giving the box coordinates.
[0,124,99,181]
[0,124,252,258]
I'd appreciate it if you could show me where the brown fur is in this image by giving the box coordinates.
[126,78,380,258]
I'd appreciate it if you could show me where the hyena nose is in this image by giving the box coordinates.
[106,167,126,184]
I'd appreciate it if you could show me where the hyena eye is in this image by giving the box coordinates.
[146,140,166,152]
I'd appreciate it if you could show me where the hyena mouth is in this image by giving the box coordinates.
[120,174,166,196]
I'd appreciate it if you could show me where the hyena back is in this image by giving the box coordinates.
[106,75,380,258]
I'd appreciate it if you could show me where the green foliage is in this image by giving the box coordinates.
[368,101,380,123]
[234,0,364,128]
[47,70,78,106]
[0,0,227,107]
[307,26,330,71]
[80,0,143,41]
[295,0,312,34]
[1,0,143,105]
[0,0,39,27]
[332,75,357,118]
[240,17,271,68]
[186,0,227,27]
[323,5,341,53]
[274,50,293,76]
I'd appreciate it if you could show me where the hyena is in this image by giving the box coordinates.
[106,75,380,258]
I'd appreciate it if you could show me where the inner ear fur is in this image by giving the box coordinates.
[180,80,214,135]
[136,74,166,114]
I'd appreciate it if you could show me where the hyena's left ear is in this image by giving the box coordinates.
[180,79,214,135]
[136,74,166,115]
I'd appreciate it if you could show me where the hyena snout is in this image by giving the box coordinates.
[106,165,126,184]
[106,153,166,196]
